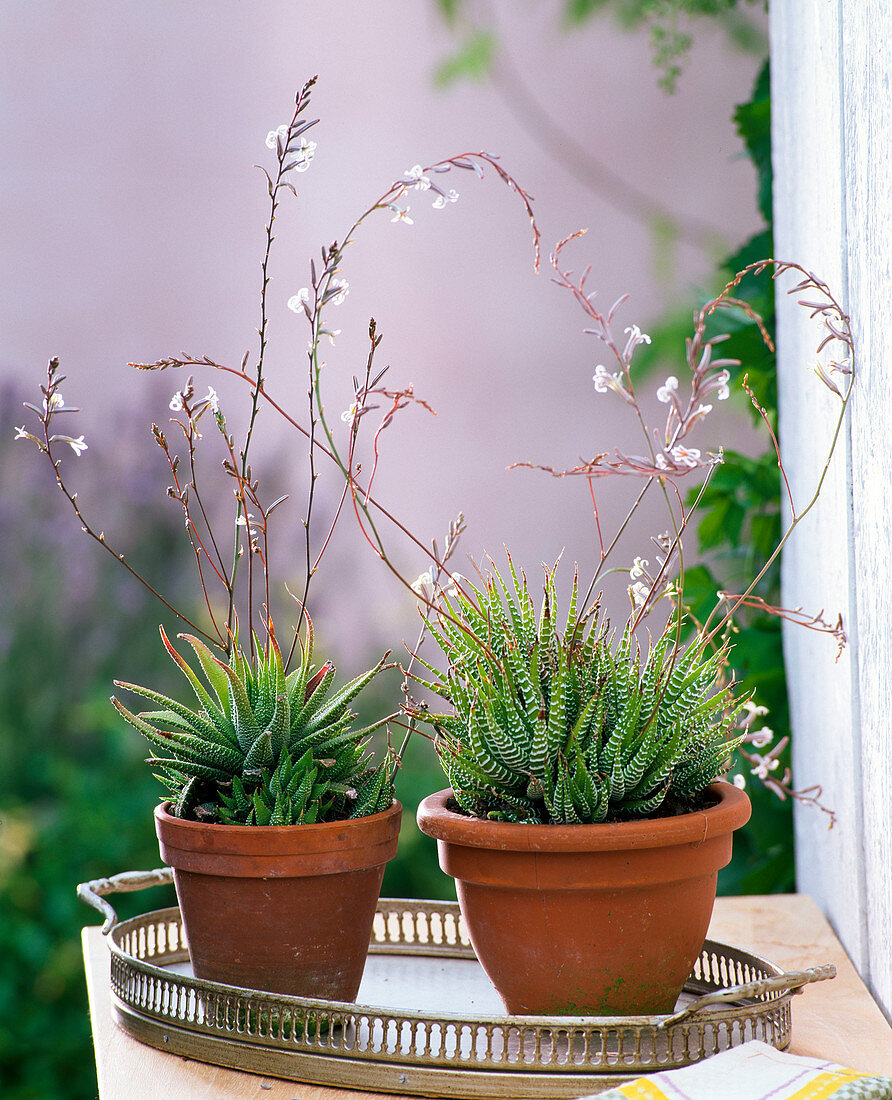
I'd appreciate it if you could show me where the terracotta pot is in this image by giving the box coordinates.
[155,800,401,1000]
[416,782,750,1016]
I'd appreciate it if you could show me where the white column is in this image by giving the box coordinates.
[771,0,892,1017]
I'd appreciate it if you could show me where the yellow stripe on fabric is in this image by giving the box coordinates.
[614,1079,671,1100]
[788,1069,868,1099]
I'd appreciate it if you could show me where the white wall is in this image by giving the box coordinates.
[772,0,892,1018]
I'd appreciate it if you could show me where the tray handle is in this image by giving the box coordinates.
[659,963,837,1027]
[77,867,174,934]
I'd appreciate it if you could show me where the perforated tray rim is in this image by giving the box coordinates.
[102,897,795,1097]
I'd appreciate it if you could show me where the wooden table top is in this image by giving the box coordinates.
[82,894,892,1099]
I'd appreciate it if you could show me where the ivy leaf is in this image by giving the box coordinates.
[750,511,780,559]
[676,565,719,633]
[734,61,771,222]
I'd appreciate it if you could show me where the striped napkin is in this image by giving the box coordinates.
[588,1041,892,1099]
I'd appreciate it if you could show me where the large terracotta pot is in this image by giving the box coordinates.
[155,800,401,1000]
[416,782,750,1016]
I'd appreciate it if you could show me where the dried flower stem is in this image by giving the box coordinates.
[294,151,537,621]
[22,82,536,684]
[31,360,217,644]
[699,260,854,647]
[154,419,226,644]
[123,101,538,655]
[239,76,319,651]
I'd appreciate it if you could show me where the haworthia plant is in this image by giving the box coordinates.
[111,616,396,825]
[414,560,742,823]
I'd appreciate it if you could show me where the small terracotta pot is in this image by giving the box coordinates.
[155,800,401,1000]
[417,782,750,1016]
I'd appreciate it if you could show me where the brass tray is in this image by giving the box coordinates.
[79,870,835,1098]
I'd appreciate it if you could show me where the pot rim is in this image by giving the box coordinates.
[156,797,401,833]
[155,798,402,858]
[416,782,750,853]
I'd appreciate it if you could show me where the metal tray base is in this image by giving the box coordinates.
[98,895,806,1098]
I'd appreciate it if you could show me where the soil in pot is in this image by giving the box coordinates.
[155,800,402,1000]
[416,782,750,1016]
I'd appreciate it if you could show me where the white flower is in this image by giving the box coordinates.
[813,363,842,397]
[593,364,624,395]
[749,752,780,781]
[265,124,288,151]
[285,135,316,173]
[389,203,414,225]
[443,572,465,598]
[410,570,433,596]
[623,324,651,359]
[404,164,431,190]
[67,435,88,457]
[287,288,311,312]
[43,392,64,412]
[204,387,219,413]
[432,189,459,209]
[694,402,713,417]
[14,425,31,441]
[169,392,184,411]
[732,774,747,790]
[655,453,671,470]
[340,402,360,424]
[670,445,701,468]
[716,369,731,400]
[750,726,774,749]
[656,376,678,403]
[742,700,769,721]
[328,278,349,306]
[629,581,650,608]
[235,512,256,527]
[629,557,649,580]
[592,363,631,400]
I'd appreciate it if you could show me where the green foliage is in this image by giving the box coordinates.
[564,0,750,21]
[718,63,775,416]
[112,622,396,825]
[734,61,771,222]
[435,0,463,24]
[0,408,432,1099]
[381,733,458,902]
[416,562,741,823]
[435,0,766,92]
[686,60,798,892]
[626,62,790,895]
[694,449,780,562]
[635,62,794,892]
[561,1,765,91]
[433,28,497,87]
[0,418,181,1099]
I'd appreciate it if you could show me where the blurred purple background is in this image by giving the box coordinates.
[1,2,765,664]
